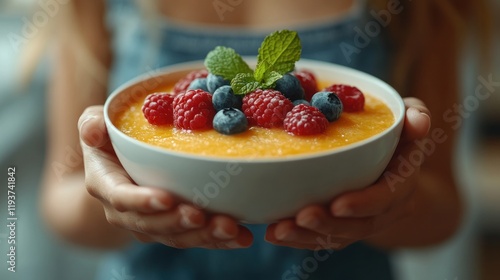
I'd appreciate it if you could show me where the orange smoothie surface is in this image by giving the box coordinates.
[113,89,395,159]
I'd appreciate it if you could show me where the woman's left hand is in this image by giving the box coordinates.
[265,97,432,250]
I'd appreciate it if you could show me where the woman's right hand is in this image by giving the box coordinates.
[78,106,253,249]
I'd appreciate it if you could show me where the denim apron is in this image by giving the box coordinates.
[99,1,394,279]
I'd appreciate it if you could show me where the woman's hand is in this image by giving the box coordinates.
[78,106,253,249]
[265,98,432,250]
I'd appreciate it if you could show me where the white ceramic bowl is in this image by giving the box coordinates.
[104,59,405,224]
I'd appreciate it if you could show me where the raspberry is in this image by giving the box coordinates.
[142,93,175,125]
[324,84,364,112]
[173,69,209,95]
[173,89,216,130]
[242,89,294,128]
[293,70,318,101]
[284,104,328,136]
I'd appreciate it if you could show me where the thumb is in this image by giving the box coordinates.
[78,105,109,148]
[402,98,431,143]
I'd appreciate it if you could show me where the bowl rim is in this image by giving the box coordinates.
[104,58,405,163]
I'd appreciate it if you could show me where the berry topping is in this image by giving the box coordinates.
[212,85,242,111]
[242,89,294,128]
[173,69,209,94]
[207,73,230,94]
[188,78,210,92]
[213,108,248,135]
[311,91,343,122]
[324,84,364,112]
[274,73,305,101]
[142,93,175,125]
[293,69,318,101]
[173,89,216,130]
[284,104,329,136]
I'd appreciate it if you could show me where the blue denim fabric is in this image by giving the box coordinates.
[99,1,393,279]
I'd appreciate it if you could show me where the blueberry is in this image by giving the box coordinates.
[213,108,248,135]
[188,78,209,92]
[275,74,305,101]
[311,91,343,122]
[207,74,230,93]
[212,85,242,111]
[293,99,310,106]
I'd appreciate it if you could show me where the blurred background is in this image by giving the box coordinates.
[0,0,498,279]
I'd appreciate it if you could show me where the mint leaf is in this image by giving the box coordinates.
[261,71,282,88]
[231,73,261,95]
[204,30,302,96]
[205,46,253,80]
[253,61,267,82]
[254,30,301,81]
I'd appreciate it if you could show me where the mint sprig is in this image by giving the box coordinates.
[254,30,301,81]
[204,46,253,80]
[231,73,261,94]
[204,30,302,95]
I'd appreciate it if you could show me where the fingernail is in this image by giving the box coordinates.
[298,216,320,229]
[213,227,233,240]
[180,215,201,229]
[276,230,296,241]
[419,112,431,134]
[78,116,96,131]
[333,207,353,217]
[409,107,430,121]
[419,111,430,119]
[150,197,170,211]
[179,206,203,229]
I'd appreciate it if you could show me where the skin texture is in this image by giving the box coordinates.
[41,0,462,250]
[159,0,355,28]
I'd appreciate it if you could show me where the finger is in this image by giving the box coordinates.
[85,161,175,213]
[296,204,412,240]
[78,106,111,149]
[203,226,254,250]
[159,215,252,249]
[329,136,424,218]
[107,204,206,235]
[265,220,348,249]
[295,206,375,239]
[108,182,176,213]
[402,98,431,143]
[329,178,412,219]
[403,97,431,117]
[164,229,252,250]
[81,130,177,214]
[132,216,253,249]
